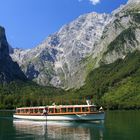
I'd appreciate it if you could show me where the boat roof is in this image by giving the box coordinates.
[16,104,96,109]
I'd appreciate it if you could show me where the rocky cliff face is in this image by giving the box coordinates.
[11,12,111,88]
[10,0,140,89]
[0,27,9,59]
[98,0,140,65]
[0,26,27,83]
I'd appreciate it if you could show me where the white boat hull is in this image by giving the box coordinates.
[13,113,105,121]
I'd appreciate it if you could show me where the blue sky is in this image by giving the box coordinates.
[0,0,128,49]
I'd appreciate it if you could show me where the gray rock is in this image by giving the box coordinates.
[10,0,140,89]
[0,26,27,84]
[11,12,111,88]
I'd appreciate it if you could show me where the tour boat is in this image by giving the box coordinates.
[13,100,105,121]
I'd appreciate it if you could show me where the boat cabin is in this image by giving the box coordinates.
[15,105,98,115]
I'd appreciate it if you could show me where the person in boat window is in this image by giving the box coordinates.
[43,108,47,115]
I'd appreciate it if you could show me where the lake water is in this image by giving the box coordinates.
[0,111,140,140]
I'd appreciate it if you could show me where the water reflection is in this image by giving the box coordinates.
[13,120,104,140]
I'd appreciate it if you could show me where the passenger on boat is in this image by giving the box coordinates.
[42,108,47,115]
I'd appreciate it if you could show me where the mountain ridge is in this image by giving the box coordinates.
[1,0,140,109]
[10,0,140,89]
[0,26,27,84]
[11,12,111,89]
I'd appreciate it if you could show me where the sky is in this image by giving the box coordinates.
[0,0,128,49]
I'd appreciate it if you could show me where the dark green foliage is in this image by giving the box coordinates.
[69,51,140,109]
[131,12,140,23]
[105,27,137,54]
[1,51,140,110]
[0,81,65,109]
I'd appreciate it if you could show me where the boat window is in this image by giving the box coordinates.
[55,108,60,113]
[82,107,88,112]
[21,109,24,113]
[30,109,33,113]
[61,108,66,113]
[25,109,29,113]
[94,107,97,111]
[75,107,81,112]
[49,108,54,113]
[17,109,20,113]
[34,109,38,113]
[39,109,43,113]
[90,106,96,112]
[68,108,73,112]
[45,108,48,111]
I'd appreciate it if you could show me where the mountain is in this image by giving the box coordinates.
[10,0,140,90]
[69,50,140,109]
[97,0,140,65]
[1,0,139,109]
[11,12,111,89]
[68,0,140,109]
[0,26,27,83]
[11,13,111,88]
[0,26,65,109]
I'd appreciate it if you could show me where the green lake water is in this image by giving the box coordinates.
[0,111,140,140]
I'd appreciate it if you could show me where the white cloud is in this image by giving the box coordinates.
[78,0,100,5]
[89,0,100,5]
